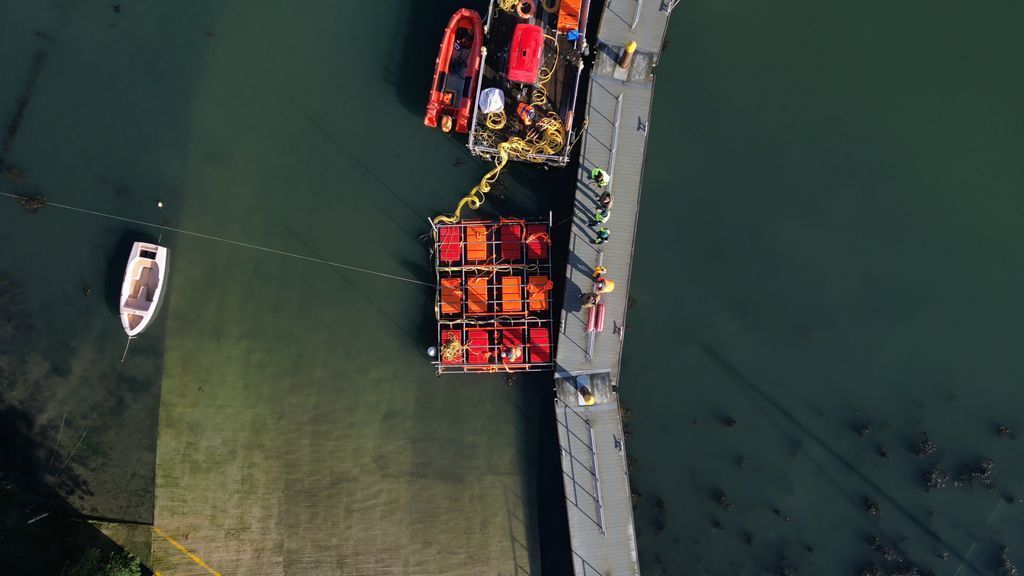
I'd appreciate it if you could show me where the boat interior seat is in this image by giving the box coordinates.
[125,286,150,311]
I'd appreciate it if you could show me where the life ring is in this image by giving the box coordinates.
[516,0,535,19]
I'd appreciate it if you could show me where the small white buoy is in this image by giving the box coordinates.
[427,346,437,358]
[157,201,164,209]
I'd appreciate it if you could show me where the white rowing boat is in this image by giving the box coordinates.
[119,242,169,337]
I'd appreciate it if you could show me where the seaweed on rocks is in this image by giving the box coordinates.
[858,564,884,576]
[16,193,47,212]
[955,458,995,490]
[711,488,734,511]
[867,536,901,563]
[913,433,937,456]
[923,466,948,491]
[998,545,1019,576]
[865,497,880,517]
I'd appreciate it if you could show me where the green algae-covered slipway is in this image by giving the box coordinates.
[1,1,559,574]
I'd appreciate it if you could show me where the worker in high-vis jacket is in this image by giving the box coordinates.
[591,208,610,226]
[590,167,610,188]
[593,227,610,245]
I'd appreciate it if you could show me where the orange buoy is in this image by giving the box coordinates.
[517,0,535,19]
[516,102,538,126]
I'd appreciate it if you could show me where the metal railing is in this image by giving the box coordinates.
[572,549,607,576]
[556,399,605,533]
[631,0,643,30]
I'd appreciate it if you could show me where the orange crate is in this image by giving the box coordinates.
[440,278,462,315]
[527,276,551,311]
[466,225,488,261]
[501,276,523,313]
[467,277,488,314]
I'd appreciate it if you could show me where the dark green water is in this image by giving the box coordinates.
[622,1,1024,575]
[2,0,1022,575]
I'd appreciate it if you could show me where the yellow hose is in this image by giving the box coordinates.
[441,335,470,363]
[433,142,512,225]
[486,110,507,130]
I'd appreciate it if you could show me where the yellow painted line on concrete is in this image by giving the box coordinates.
[152,526,222,576]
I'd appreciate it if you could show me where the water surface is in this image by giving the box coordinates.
[623,2,1024,574]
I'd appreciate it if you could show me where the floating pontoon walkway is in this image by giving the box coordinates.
[553,2,675,575]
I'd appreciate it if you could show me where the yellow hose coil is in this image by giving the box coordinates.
[440,335,470,363]
[486,109,507,130]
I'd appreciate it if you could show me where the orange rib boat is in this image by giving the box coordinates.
[424,9,483,134]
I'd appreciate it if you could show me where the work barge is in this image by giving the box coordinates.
[466,0,590,166]
[427,0,675,574]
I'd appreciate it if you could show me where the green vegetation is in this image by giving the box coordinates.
[61,549,141,576]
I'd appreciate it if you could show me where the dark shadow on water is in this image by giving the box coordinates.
[0,404,152,576]
[1,264,165,573]
[513,371,572,576]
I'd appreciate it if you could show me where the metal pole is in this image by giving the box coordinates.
[631,0,643,30]
[608,93,624,191]
[587,422,605,533]
[467,46,489,153]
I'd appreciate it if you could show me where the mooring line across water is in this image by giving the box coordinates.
[1,191,436,288]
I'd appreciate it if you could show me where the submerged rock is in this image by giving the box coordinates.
[16,193,47,212]
[867,536,901,563]
[998,545,1019,576]
[955,458,995,490]
[913,433,937,456]
[866,498,880,517]
[712,488,734,511]
[924,467,949,491]
[858,564,883,576]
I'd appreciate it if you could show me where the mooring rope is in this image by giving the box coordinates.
[0,191,436,288]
